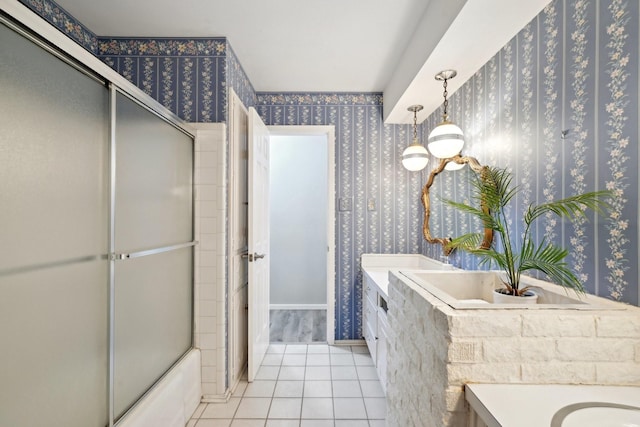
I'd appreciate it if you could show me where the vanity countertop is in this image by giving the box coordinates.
[466,383,640,427]
[362,268,390,298]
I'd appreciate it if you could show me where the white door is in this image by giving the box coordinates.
[247,107,270,381]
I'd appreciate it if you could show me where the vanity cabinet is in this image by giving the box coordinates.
[362,271,389,394]
[361,253,453,396]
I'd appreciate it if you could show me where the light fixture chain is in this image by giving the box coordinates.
[413,108,418,141]
[442,77,449,118]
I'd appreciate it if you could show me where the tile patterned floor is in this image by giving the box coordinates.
[187,344,386,427]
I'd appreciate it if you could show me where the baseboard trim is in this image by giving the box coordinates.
[202,389,232,404]
[334,339,366,346]
[270,304,327,310]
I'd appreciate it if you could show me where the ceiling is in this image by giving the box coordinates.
[54,0,550,123]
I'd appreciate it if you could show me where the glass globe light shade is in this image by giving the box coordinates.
[401,143,429,171]
[427,122,464,159]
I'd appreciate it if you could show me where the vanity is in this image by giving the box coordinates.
[384,267,640,427]
[360,254,454,394]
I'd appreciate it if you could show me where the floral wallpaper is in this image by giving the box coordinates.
[18,0,97,52]
[424,0,638,306]
[19,0,640,339]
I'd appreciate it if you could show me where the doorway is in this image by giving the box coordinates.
[268,126,336,345]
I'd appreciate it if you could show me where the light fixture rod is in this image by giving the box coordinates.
[435,70,457,121]
[407,104,423,143]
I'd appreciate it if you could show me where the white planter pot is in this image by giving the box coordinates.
[492,289,538,304]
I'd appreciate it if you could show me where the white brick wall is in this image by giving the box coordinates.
[386,272,640,427]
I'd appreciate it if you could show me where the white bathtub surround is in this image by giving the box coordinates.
[193,124,229,401]
[466,384,640,427]
[386,270,640,427]
[117,350,202,427]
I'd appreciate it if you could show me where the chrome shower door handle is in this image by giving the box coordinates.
[254,253,266,260]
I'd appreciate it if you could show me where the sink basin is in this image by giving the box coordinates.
[397,270,615,310]
[551,402,640,427]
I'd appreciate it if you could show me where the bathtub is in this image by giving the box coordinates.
[466,384,640,427]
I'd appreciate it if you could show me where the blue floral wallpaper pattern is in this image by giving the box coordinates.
[18,0,97,53]
[423,0,638,306]
[18,0,640,339]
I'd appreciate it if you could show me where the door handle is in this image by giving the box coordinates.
[242,252,266,262]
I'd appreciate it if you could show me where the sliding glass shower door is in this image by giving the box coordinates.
[112,92,194,418]
[0,19,110,427]
[0,16,195,427]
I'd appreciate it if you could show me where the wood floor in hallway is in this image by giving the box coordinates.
[269,310,327,343]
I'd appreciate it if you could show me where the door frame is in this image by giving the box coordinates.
[268,125,336,345]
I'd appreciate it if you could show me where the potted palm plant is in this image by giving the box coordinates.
[445,166,611,303]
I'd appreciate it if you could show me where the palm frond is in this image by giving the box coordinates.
[525,191,612,226]
[519,242,585,294]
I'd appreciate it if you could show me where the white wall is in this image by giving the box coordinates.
[269,135,328,305]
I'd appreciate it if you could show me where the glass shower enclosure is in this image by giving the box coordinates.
[0,14,195,427]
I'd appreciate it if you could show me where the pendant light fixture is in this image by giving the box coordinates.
[402,105,429,171]
[427,70,464,159]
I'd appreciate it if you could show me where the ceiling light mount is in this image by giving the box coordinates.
[402,104,429,172]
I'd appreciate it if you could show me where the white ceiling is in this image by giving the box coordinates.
[54,0,550,123]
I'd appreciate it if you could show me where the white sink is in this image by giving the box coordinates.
[397,270,617,310]
[552,403,640,427]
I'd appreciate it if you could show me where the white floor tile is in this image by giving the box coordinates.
[243,380,276,397]
[266,420,299,427]
[364,397,387,419]
[195,419,232,427]
[279,366,306,380]
[255,366,280,380]
[229,420,265,427]
[332,380,361,398]
[359,380,384,398]
[330,353,355,366]
[300,420,334,427]
[331,366,357,380]
[301,397,334,419]
[262,353,284,365]
[274,380,304,397]
[282,354,307,366]
[355,366,378,381]
[191,402,207,418]
[304,380,333,398]
[353,353,374,366]
[267,344,286,354]
[350,346,368,354]
[232,381,248,397]
[306,354,331,366]
[334,420,368,427]
[201,398,241,419]
[333,398,366,419]
[305,366,331,381]
[268,397,302,419]
[329,346,352,354]
[235,397,272,419]
[367,420,386,427]
[307,344,330,354]
[196,418,231,427]
[285,344,308,354]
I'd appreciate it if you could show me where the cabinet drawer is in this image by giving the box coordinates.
[363,294,377,325]
[363,276,377,304]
